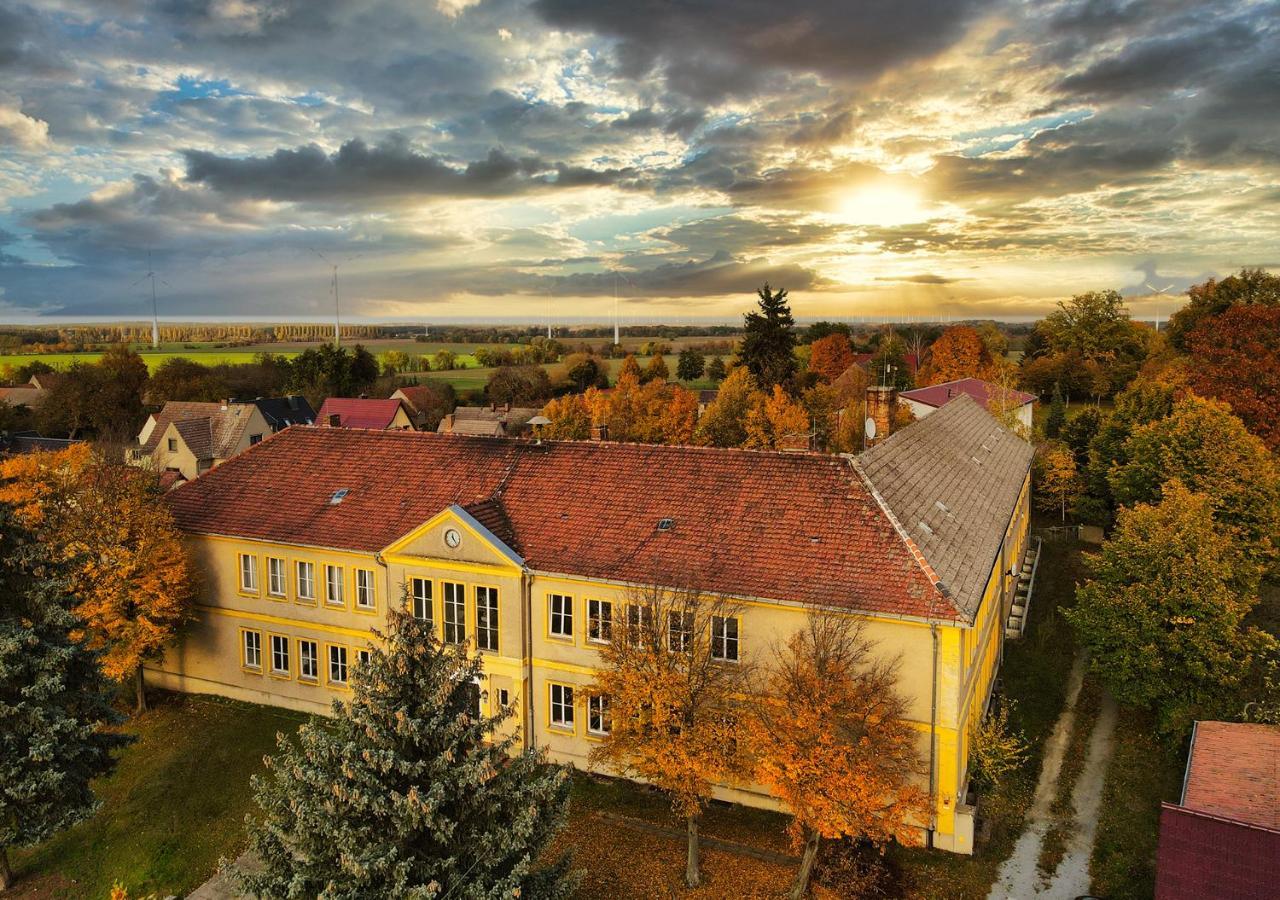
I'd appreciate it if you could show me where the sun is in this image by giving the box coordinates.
[836,183,931,227]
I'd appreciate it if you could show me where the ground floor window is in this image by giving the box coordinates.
[711,615,739,661]
[242,630,262,670]
[476,586,498,652]
[270,634,290,675]
[443,582,466,645]
[588,694,611,736]
[411,577,432,624]
[550,683,575,730]
[299,639,319,681]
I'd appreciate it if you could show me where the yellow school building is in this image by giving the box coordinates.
[153,393,1031,854]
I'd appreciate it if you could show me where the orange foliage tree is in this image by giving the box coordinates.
[0,445,196,711]
[541,372,699,444]
[1186,305,1280,451]
[918,326,998,385]
[808,333,855,383]
[744,384,810,450]
[588,579,752,887]
[749,609,927,899]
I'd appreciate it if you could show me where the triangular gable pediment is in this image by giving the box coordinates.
[381,503,523,570]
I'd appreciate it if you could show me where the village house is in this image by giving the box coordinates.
[0,372,63,409]
[899,378,1036,433]
[437,404,539,437]
[316,397,415,430]
[250,395,316,431]
[152,392,1031,854]
[129,400,273,484]
[1154,721,1279,899]
[389,385,450,431]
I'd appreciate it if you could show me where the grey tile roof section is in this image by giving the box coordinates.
[858,393,1033,620]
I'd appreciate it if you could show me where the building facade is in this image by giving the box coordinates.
[131,400,273,482]
[152,396,1030,854]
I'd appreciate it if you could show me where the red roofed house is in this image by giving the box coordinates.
[316,397,415,430]
[150,393,1031,854]
[899,378,1036,434]
[1155,721,1280,900]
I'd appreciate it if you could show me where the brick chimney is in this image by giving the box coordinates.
[864,385,897,448]
[591,423,610,442]
[327,413,342,427]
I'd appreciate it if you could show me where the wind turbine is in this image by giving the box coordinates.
[1145,281,1175,332]
[310,248,362,346]
[131,251,168,349]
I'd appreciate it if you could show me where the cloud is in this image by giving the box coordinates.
[874,273,962,284]
[0,100,52,150]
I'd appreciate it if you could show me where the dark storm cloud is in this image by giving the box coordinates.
[875,273,962,284]
[541,250,830,297]
[532,0,991,100]
[654,215,847,258]
[181,136,643,201]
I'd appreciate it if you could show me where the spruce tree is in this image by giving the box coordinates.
[1044,382,1066,438]
[739,283,798,389]
[241,611,575,899]
[0,507,129,890]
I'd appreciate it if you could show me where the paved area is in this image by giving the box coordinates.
[987,655,1119,900]
[186,852,258,900]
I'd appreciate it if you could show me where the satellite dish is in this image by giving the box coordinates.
[865,417,877,439]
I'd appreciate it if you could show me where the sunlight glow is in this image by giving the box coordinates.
[837,184,931,227]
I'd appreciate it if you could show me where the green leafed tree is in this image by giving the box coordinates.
[0,507,130,890]
[676,348,706,382]
[738,284,798,390]
[1066,482,1275,735]
[1043,383,1066,438]
[241,611,575,900]
[705,356,727,382]
[1166,267,1280,351]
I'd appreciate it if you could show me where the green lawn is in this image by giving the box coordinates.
[12,692,309,899]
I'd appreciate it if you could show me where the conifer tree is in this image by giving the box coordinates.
[1044,382,1066,438]
[241,611,574,899]
[738,283,798,389]
[0,507,129,890]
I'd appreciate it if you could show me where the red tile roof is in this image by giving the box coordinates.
[316,398,408,430]
[900,378,1036,412]
[1181,721,1280,828]
[165,428,956,620]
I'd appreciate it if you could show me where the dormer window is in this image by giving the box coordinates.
[329,488,349,505]
[657,518,675,532]
[167,438,177,452]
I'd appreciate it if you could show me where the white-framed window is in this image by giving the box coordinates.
[711,615,739,661]
[476,586,498,652]
[242,630,262,670]
[298,639,319,681]
[668,609,694,652]
[328,645,349,685]
[270,634,290,675]
[549,594,573,639]
[497,688,510,709]
[587,599,612,643]
[443,582,466,645]
[239,554,258,592]
[355,569,375,610]
[626,604,653,646]
[411,577,433,623]
[325,564,344,607]
[296,561,315,602]
[267,557,286,597]
[588,694,611,736]
[167,437,177,452]
[356,648,371,670]
[550,683,574,730]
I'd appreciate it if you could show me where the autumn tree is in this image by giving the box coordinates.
[695,366,756,447]
[808,333,855,383]
[485,364,553,406]
[588,580,751,887]
[0,445,196,711]
[1167,267,1280,351]
[738,283,798,389]
[0,505,130,890]
[749,609,927,899]
[1026,290,1152,400]
[1066,482,1275,734]
[868,330,913,390]
[744,385,810,450]
[918,326,996,386]
[1108,394,1280,576]
[676,347,706,382]
[243,611,574,898]
[642,352,670,384]
[561,352,609,392]
[148,357,228,404]
[705,356,727,382]
[618,353,642,382]
[1185,305,1280,450]
[542,393,592,440]
[1035,441,1080,522]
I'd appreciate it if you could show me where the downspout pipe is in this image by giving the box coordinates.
[928,620,939,848]
[522,566,535,748]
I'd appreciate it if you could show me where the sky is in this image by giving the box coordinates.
[0,0,1277,325]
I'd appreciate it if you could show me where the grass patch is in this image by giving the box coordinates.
[12,691,308,899]
[1088,707,1184,900]
[1037,676,1102,879]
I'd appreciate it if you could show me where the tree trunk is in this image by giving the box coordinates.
[1,845,14,891]
[788,829,820,900]
[134,666,147,715]
[685,813,701,887]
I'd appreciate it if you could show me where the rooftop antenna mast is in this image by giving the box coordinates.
[310,248,362,347]
[1145,282,1174,332]
[613,273,620,346]
[131,250,168,349]
[546,289,553,340]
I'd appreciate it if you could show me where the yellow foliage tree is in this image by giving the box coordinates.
[541,393,591,440]
[749,610,927,899]
[0,445,196,712]
[695,366,757,447]
[743,384,810,450]
[588,580,751,887]
[918,325,1000,385]
[1035,440,1080,521]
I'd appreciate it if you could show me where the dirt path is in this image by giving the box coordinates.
[987,655,1119,900]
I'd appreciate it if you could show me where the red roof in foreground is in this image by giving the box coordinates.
[316,397,407,430]
[166,427,954,620]
[900,378,1036,411]
[1181,721,1280,828]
